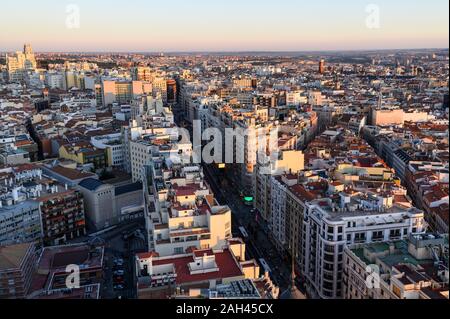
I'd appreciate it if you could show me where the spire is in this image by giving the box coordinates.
[279,236,306,299]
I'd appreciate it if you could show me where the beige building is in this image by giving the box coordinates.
[144,160,232,257]
[102,80,152,106]
[6,44,37,82]
[132,66,153,82]
[255,148,305,223]
[135,239,263,299]
[0,242,38,299]
[371,108,432,126]
[77,178,143,230]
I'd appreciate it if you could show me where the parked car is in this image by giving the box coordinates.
[113,258,124,266]
[114,270,125,276]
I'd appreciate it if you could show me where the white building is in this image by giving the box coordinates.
[302,198,427,299]
[144,161,232,257]
[45,72,65,90]
[0,200,42,247]
[90,133,125,168]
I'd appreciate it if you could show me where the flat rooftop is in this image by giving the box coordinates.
[0,242,33,271]
[139,248,243,287]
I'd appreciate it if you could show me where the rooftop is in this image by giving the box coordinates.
[0,242,33,271]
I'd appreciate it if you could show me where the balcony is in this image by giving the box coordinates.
[156,239,171,245]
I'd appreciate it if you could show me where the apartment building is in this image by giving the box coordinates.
[255,147,305,224]
[144,160,232,257]
[101,80,152,106]
[90,133,125,168]
[0,242,37,299]
[59,142,107,170]
[135,239,261,299]
[27,243,104,298]
[343,234,448,299]
[131,66,153,82]
[302,196,426,299]
[405,161,449,234]
[0,201,42,247]
[6,44,37,82]
[37,188,86,246]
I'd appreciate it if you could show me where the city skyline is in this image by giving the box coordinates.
[0,0,448,306]
[0,0,449,52]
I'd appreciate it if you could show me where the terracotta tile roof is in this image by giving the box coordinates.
[151,249,243,285]
[48,165,96,181]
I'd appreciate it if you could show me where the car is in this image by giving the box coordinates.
[113,259,124,266]
[114,270,125,276]
[113,284,125,290]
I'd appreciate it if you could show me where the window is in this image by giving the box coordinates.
[372,231,383,241]
[390,229,401,239]
[355,232,366,243]
[174,247,184,254]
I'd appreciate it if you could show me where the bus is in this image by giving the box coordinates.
[243,194,254,206]
[259,258,272,275]
[239,226,249,239]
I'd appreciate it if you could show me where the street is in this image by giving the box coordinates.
[68,220,145,299]
[203,164,293,292]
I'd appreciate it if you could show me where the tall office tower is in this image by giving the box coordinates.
[319,59,325,74]
[101,80,152,107]
[131,66,153,82]
[6,43,37,82]
[64,71,86,90]
[23,44,33,55]
[22,43,37,70]
[152,77,168,104]
[166,79,177,104]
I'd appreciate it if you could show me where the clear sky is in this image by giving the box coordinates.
[1,0,448,52]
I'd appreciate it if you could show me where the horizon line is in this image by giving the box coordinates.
[1,47,449,55]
